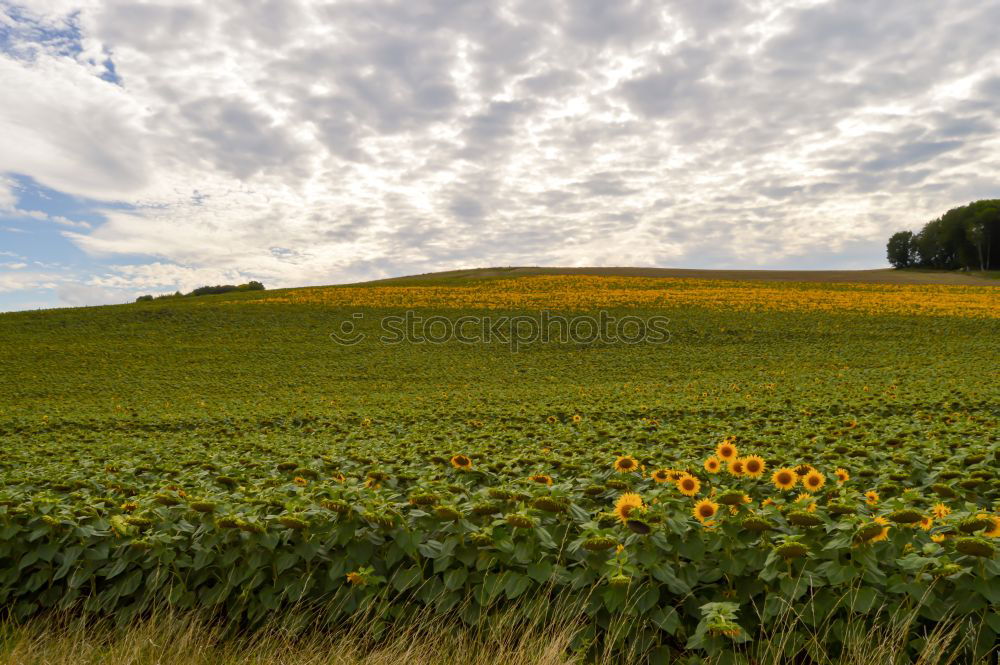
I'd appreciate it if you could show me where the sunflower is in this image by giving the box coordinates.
[693,498,719,523]
[802,470,826,492]
[651,468,671,483]
[984,515,1000,538]
[771,467,797,490]
[716,441,738,461]
[919,516,933,531]
[667,469,686,482]
[727,459,745,476]
[835,468,850,484]
[614,492,643,523]
[450,454,473,471]
[571,414,582,423]
[868,516,890,543]
[704,456,722,473]
[676,474,701,497]
[614,455,639,473]
[529,474,553,486]
[345,571,366,586]
[864,490,880,506]
[743,455,766,478]
[293,476,308,486]
[931,533,946,544]
[932,503,951,519]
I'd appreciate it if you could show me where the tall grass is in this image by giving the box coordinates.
[0,590,994,665]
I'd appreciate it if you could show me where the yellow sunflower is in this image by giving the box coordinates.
[834,468,850,484]
[919,516,933,531]
[727,459,745,476]
[983,515,1000,538]
[802,470,826,492]
[704,456,722,473]
[614,493,643,523]
[743,455,766,478]
[614,455,639,473]
[450,454,473,471]
[868,517,890,543]
[651,468,671,483]
[865,490,879,506]
[716,441,738,461]
[771,467,797,490]
[932,503,950,519]
[693,498,719,523]
[930,533,946,543]
[676,473,701,497]
[529,474,553,486]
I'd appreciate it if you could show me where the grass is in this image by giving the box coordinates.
[1,595,993,665]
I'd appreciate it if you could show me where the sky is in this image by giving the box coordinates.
[1,0,999,311]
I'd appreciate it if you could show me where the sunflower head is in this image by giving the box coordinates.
[651,468,671,483]
[693,498,719,523]
[835,468,850,483]
[931,503,951,519]
[450,454,473,471]
[888,509,924,525]
[716,441,738,460]
[743,455,766,478]
[865,490,880,505]
[505,513,535,529]
[530,474,553,486]
[614,455,638,473]
[802,470,826,492]
[581,535,618,552]
[614,492,643,523]
[771,467,797,490]
[727,459,745,476]
[704,456,721,473]
[676,474,701,497]
[856,519,890,544]
[955,537,995,558]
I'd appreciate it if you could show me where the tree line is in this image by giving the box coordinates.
[887,199,999,270]
[136,281,265,302]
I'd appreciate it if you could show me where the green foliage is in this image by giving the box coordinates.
[888,199,1000,270]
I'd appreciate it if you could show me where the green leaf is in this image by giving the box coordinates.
[443,567,468,591]
[849,587,878,613]
[391,566,422,592]
[526,561,552,584]
[504,572,531,599]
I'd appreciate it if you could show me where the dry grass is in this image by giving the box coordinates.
[2,605,995,665]
[0,610,580,665]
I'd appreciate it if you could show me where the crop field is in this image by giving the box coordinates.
[0,274,998,664]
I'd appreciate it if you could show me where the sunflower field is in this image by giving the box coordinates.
[0,274,998,663]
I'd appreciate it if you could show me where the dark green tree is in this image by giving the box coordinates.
[886,231,916,268]
[888,200,1000,271]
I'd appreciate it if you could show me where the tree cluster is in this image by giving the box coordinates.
[887,200,999,270]
[136,281,264,302]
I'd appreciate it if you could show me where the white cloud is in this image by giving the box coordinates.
[0,0,999,302]
[0,175,17,210]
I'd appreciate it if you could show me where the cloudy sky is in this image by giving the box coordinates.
[1,0,999,310]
